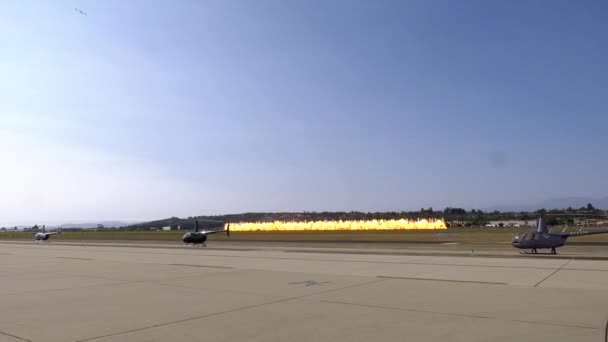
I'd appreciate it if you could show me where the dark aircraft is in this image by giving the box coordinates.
[74,8,87,15]
[35,225,62,242]
[512,216,608,254]
[182,220,229,246]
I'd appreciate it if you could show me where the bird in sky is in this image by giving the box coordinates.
[74,8,87,15]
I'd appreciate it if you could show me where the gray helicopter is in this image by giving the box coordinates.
[512,216,608,254]
[182,220,229,246]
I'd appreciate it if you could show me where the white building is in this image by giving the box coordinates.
[487,220,535,227]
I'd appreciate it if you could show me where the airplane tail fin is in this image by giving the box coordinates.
[537,216,549,233]
[194,220,199,233]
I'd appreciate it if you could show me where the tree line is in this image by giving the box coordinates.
[120,204,606,230]
[5,204,602,231]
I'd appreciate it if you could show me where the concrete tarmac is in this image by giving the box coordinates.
[1,240,607,342]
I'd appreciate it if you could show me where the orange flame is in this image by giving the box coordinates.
[227,218,446,231]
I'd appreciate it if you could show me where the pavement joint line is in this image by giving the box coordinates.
[320,300,491,319]
[0,271,234,297]
[0,267,137,284]
[0,330,33,342]
[73,299,299,342]
[153,281,288,299]
[1,258,237,285]
[2,246,580,271]
[157,277,389,303]
[0,268,129,285]
[56,257,95,261]
[7,242,608,261]
[294,278,389,298]
[168,264,233,269]
[74,279,388,342]
[320,301,602,331]
[561,268,608,273]
[376,275,507,285]
[510,319,600,331]
[0,280,135,297]
[534,258,573,287]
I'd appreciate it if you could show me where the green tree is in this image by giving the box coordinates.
[547,217,563,226]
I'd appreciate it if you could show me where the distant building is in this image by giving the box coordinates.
[487,220,535,228]
[581,219,607,226]
[162,226,171,231]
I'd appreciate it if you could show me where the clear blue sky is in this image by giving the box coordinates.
[1,0,607,225]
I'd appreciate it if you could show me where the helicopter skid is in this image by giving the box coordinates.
[519,250,557,255]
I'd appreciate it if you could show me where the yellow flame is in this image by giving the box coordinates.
[227,218,446,231]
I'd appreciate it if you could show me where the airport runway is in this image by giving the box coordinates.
[1,241,607,342]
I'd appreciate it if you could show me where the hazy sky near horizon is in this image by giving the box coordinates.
[1,1,607,225]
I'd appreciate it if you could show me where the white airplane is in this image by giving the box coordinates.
[35,225,62,242]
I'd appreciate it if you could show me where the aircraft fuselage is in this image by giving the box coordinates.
[182,232,207,244]
[511,231,566,250]
[35,233,51,241]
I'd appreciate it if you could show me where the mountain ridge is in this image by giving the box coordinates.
[485,196,608,212]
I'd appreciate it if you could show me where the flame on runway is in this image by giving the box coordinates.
[227,218,446,231]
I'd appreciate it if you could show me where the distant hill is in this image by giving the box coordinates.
[57,221,136,229]
[486,197,608,212]
[123,205,608,230]
[124,212,442,231]
[539,197,608,210]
